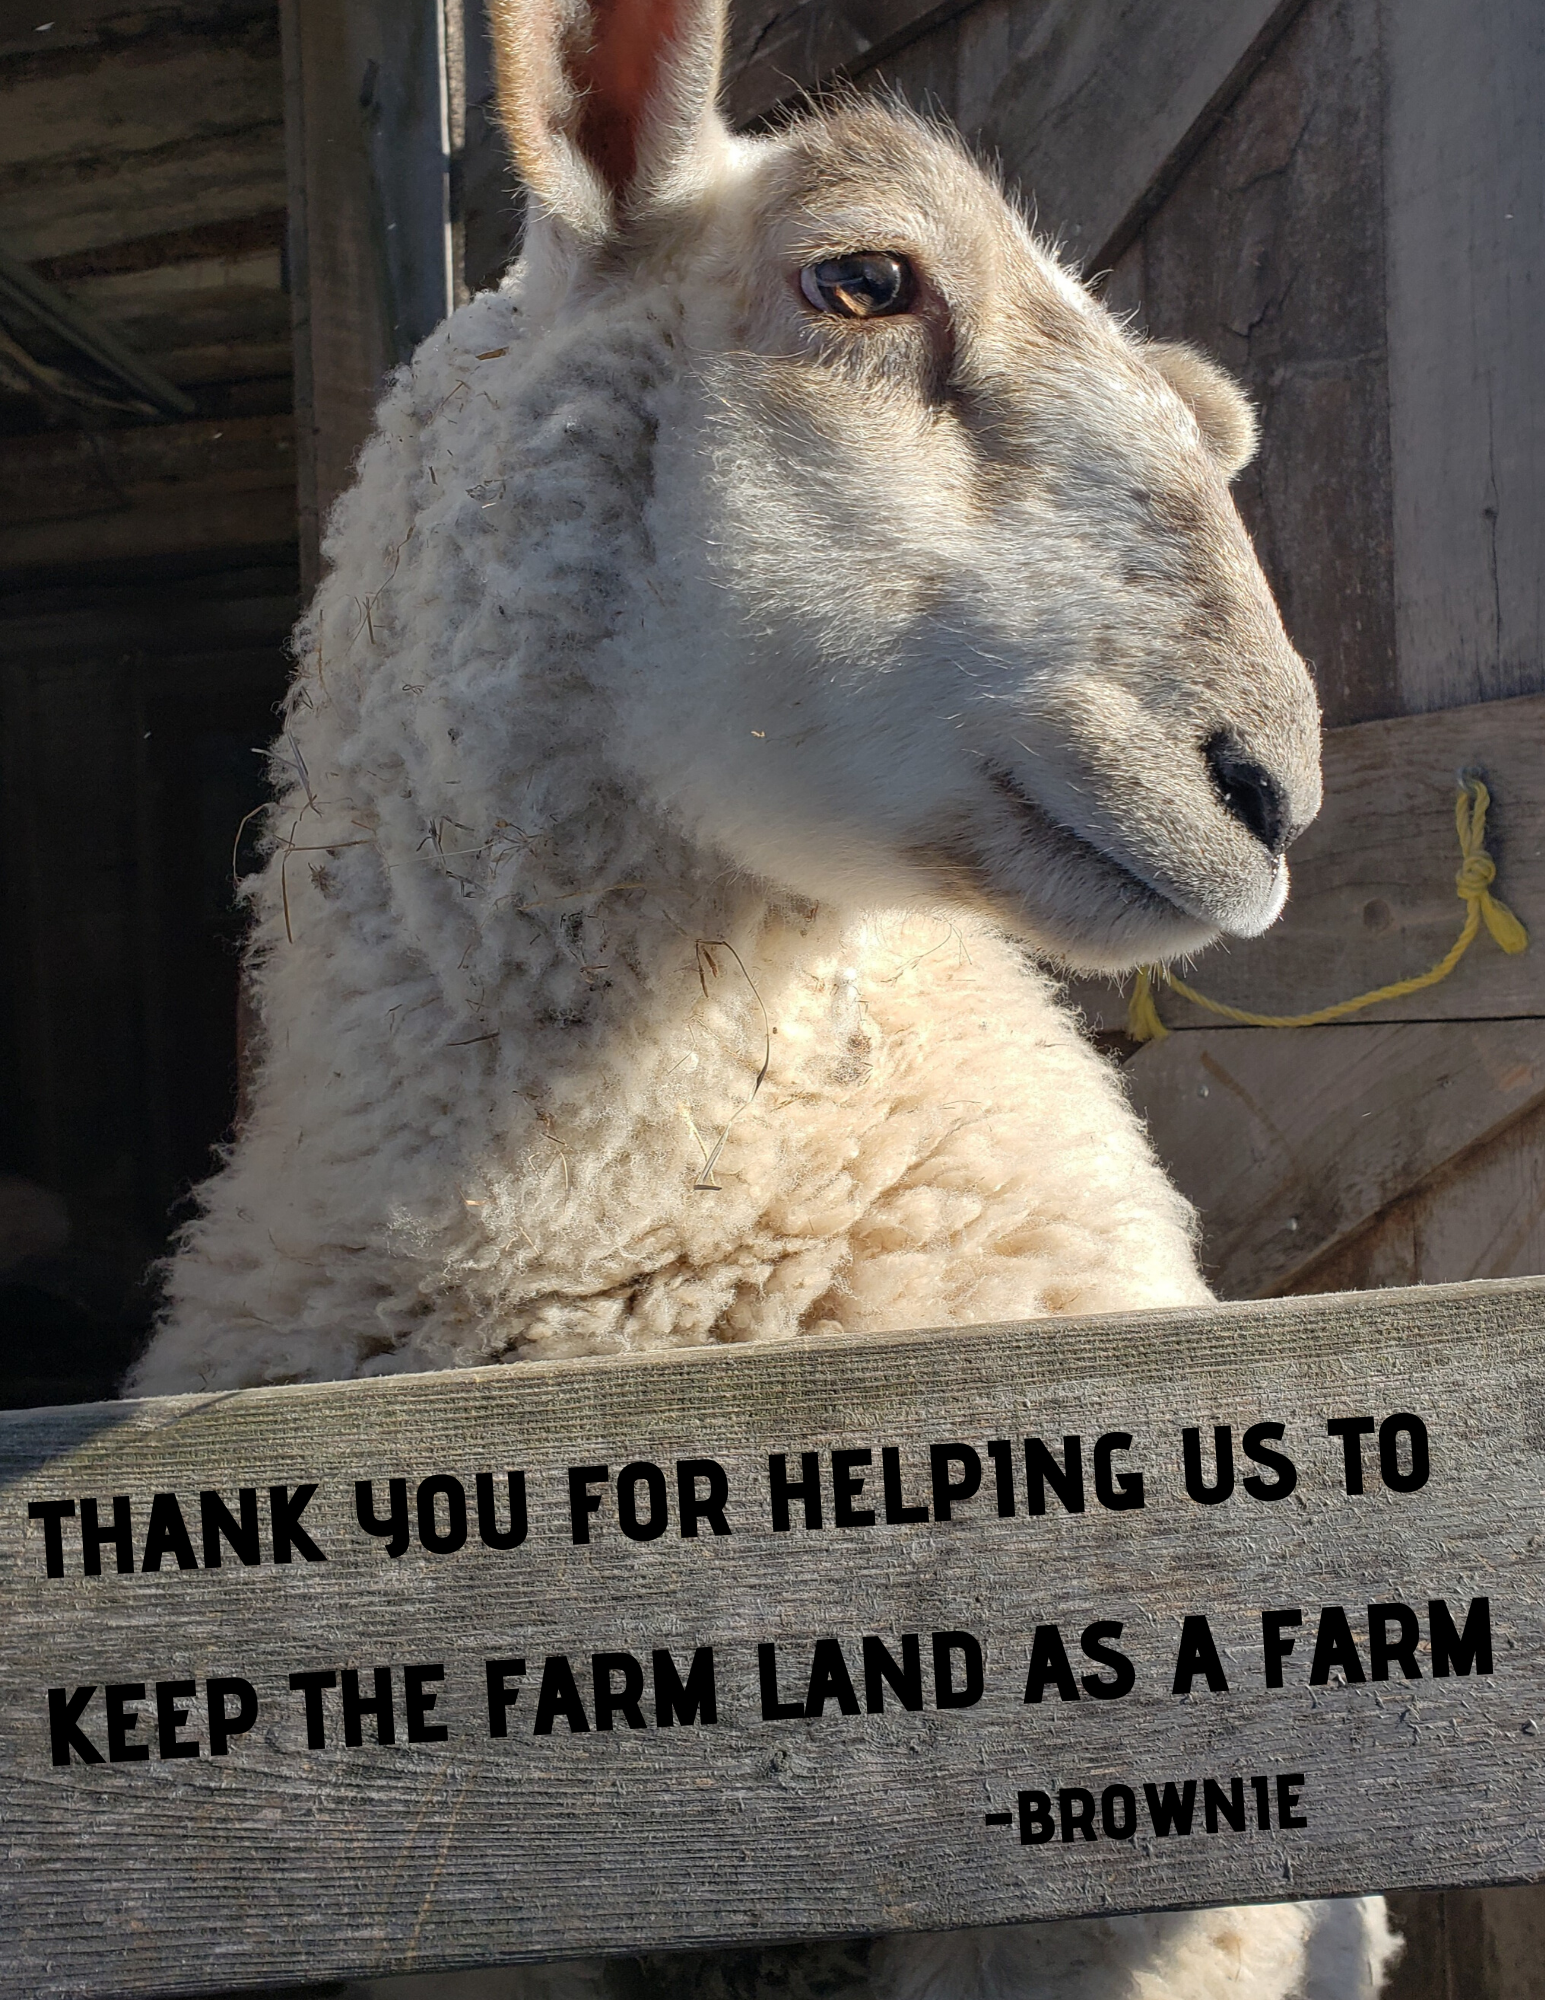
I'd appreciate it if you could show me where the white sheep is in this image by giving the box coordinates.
[131,0,1400,1994]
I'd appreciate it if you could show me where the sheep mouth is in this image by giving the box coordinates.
[982,764,1192,923]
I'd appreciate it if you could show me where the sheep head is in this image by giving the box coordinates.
[486,0,1321,975]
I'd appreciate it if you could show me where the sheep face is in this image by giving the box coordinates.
[495,5,1321,975]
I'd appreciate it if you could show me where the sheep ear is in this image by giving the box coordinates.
[489,0,730,244]
[1145,341,1259,479]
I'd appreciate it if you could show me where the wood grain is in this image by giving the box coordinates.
[1126,1020,1545,1300]
[1387,1879,1545,2000]
[1,1279,1542,1994]
[0,419,297,574]
[1383,0,1545,716]
[0,4,277,64]
[0,414,293,529]
[870,0,1308,265]
[723,0,976,126]
[1291,1093,1545,1301]
[1066,695,1545,1036]
[0,28,286,266]
[280,0,454,590]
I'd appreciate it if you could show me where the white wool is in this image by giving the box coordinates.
[128,95,1383,2000]
[133,275,1209,1395]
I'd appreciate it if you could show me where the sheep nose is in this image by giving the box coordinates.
[1204,734,1291,856]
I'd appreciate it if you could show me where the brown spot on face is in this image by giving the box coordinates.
[898,817,997,911]
[1146,483,1210,542]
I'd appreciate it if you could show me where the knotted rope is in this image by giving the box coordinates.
[1126,777,1529,1043]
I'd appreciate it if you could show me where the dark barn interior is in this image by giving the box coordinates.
[0,0,521,1407]
[1,2,299,1403]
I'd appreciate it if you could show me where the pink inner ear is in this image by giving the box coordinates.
[573,0,684,199]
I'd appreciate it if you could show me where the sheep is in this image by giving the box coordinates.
[129,0,1401,1994]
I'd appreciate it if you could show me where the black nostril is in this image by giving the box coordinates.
[1204,734,1289,856]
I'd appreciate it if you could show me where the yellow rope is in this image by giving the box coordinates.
[1126,777,1529,1042]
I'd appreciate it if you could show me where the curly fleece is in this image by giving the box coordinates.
[132,274,1210,1396]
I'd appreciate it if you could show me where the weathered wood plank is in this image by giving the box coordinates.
[870,0,1309,265]
[1387,1881,1545,2000]
[0,242,199,418]
[1291,1093,1545,1300]
[1,1280,1541,1995]
[0,34,281,176]
[0,488,297,575]
[1383,0,1545,715]
[281,0,453,589]
[723,0,974,127]
[0,26,286,265]
[0,132,289,270]
[1126,1020,1545,1300]
[0,415,295,577]
[1066,694,1545,1036]
[0,3,276,64]
[56,250,291,369]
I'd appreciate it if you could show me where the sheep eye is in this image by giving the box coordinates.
[799,252,914,319]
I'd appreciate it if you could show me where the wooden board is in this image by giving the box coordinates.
[0,414,294,531]
[1383,0,1545,716]
[50,249,292,391]
[3,1278,1543,1995]
[1126,1020,1545,1301]
[1295,1093,1545,1302]
[1387,1882,1545,2000]
[0,4,276,64]
[0,24,286,265]
[0,415,297,575]
[871,0,1308,266]
[280,0,454,588]
[1067,694,1545,1035]
[724,0,977,126]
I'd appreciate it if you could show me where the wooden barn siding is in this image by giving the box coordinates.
[0,8,287,266]
[0,6,300,1406]
[0,2,296,567]
[1071,0,1544,1272]
[1384,0,1545,717]
[280,0,453,585]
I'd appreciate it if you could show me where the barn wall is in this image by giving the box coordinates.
[0,2,300,1401]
